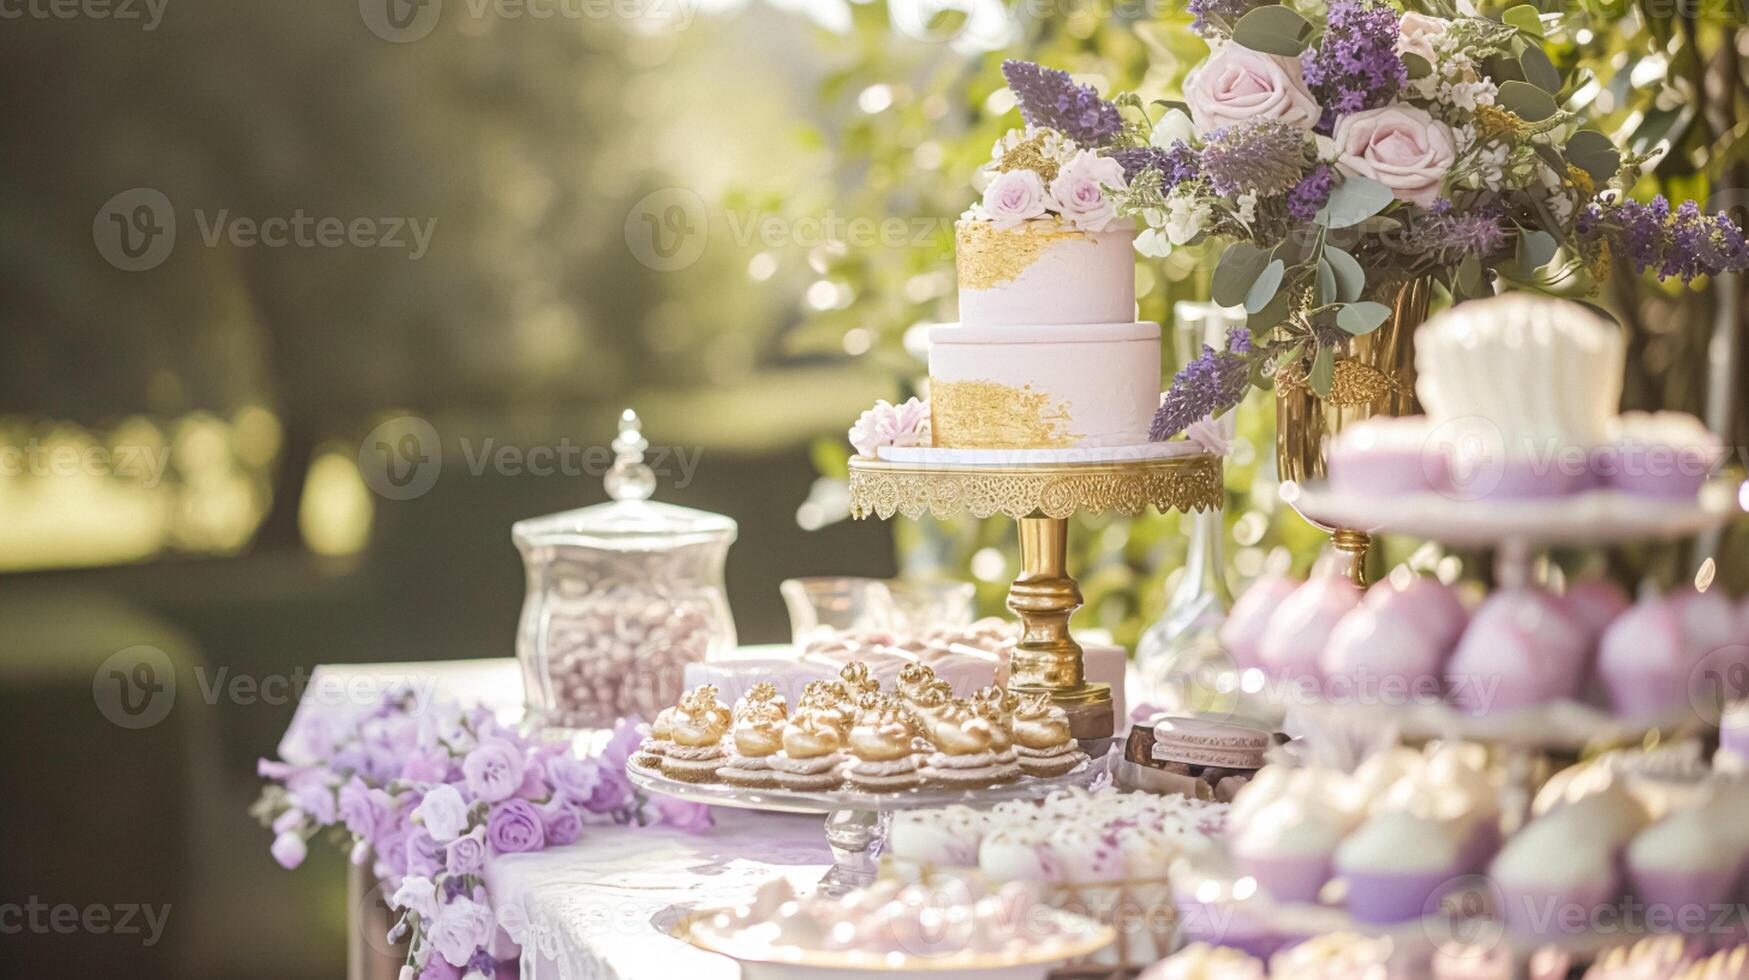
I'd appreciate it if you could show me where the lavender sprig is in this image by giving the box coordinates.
[1578,196,1749,282]
[1300,0,1407,133]
[1200,122,1308,197]
[1001,60,1123,147]
[1150,329,1253,441]
[1111,143,1200,187]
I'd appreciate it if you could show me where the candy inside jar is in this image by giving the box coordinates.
[512,410,738,733]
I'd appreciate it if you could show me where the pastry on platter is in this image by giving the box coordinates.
[844,695,923,792]
[770,706,846,790]
[919,700,1018,788]
[1010,693,1085,777]
[660,686,731,784]
[970,685,1022,775]
[631,706,674,769]
[720,683,788,789]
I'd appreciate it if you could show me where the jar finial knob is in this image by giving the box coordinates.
[605,408,655,501]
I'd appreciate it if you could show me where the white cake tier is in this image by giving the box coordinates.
[928,320,1161,450]
[956,219,1136,327]
[1414,293,1624,453]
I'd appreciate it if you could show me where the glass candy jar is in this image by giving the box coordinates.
[512,410,737,732]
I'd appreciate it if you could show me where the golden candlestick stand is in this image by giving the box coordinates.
[848,453,1224,739]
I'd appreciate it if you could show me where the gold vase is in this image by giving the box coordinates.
[1275,276,1433,586]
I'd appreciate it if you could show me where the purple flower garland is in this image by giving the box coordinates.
[257,689,709,979]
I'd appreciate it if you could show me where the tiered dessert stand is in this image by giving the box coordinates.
[1183,475,1745,965]
[848,445,1226,740]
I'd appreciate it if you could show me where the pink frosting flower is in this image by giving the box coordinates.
[426,895,493,969]
[1397,12,1450,65]
[981,169,1049,230]
[1331,104,1455,207]
[1048,149,1126,231]
[461,738,525,804]
[848,397,930,457]
[1183,43,1321,136]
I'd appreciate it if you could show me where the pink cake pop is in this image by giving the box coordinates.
[1366,571,1469,652]
[1220,575,1301,672]
[1444,588,1588,715]
[1257,575,1361,687]
[1597,597,1702,718]
[1319,601,1446,704]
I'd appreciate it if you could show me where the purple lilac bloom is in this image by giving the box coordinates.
[1578,196,1749,281]
[1199,122,1307,197]
[1150,329,1253,441]
[1110,143,1200,188]
[1188,0,1260,36]
[1300,0,1407,133]
[1287,164,1337,221]
[467,950,498,977]
[1001,60,1123,146]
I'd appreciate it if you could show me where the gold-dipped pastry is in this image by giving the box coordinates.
[720,691,787,788]
[770,707,845,790]
[733,681,786,721]
[1010,692,1086,777]
[917,700,1021,788]
[661,686,731,784]
[895,663,938,700]
[632,706,674,768]
[838,661,879,697]
[845,697,924,792]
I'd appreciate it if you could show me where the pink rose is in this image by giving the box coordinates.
[1048,149,1126,231]
[848,397,931,457]
[1397,12,1449,65]
[1331,104,1455,208]
[980,169,1049,231]
[1183,43,1321,136]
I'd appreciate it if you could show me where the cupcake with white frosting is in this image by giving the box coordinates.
[1625,806,1745,937]
[1335,812,1464,923]
[1491,790,1644,936]
[1229,795,1346,904]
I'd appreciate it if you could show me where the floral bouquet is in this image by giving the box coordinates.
[991,0,1749,440]
[255,688,709,980]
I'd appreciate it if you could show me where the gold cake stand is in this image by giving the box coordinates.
[848,452,1225,739]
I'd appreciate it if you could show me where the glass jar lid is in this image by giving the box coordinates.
[511,409,737,551]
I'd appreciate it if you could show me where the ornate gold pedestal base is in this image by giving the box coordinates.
[1330,527,1372,588]
[847,452,1224,744]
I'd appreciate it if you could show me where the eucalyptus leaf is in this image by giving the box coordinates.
[1566,129,1621,183]
[1315,259,1337,307]
[1520,45,1561,94]
[1231,5,1315,56]
[1515,228,1559,276]
[1250,288,1293,333]
[1244,259,1286,315]
[1483,54,1526,85]
[1402,53,1433,79]
[1502,4,1543,36]
[1498,80,1559,122]
[1337,301,1393,335]
[1212,243,1271,307]
[1456,254,1483,298]
[1309,347,1335,398]
[1324,246,1365,303]
[1315,176,1395,229]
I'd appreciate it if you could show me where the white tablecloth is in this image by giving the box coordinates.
[489,809,832,980]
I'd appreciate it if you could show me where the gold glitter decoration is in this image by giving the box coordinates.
[1277,358,1406,408]
[846,455,1224,521]
[993,132,1061,183]
[956,220,1087,290]
[931,379,1079,448]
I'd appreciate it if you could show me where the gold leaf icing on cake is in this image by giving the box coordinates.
[931,379,1079,448]
[956,219,1086,290]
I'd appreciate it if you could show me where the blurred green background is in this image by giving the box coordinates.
[1,0,1745,977]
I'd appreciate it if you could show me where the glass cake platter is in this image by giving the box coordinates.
[628,742,1115,894]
